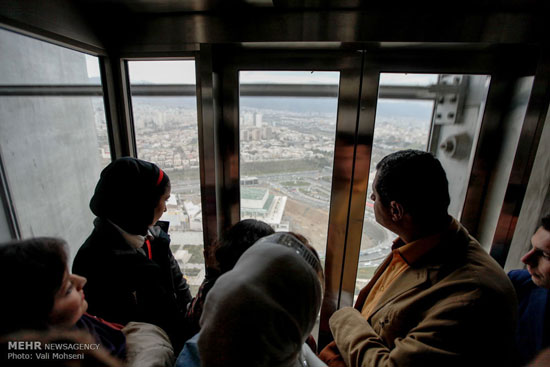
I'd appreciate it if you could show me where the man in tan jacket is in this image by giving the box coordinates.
[320,149,518,367]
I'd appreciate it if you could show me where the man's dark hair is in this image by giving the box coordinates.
[542,214,550,231]
[375,150,450,223]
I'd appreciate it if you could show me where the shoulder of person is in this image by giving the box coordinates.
[508,268,531,284]
[150,224,170,243]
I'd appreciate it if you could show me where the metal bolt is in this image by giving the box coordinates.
[440,140,455,152]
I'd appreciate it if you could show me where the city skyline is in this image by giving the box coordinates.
[86,61,438,296]
[92,89,434,295]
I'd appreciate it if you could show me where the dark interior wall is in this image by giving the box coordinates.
[0,0,104,54]
[1,1,548,55]
[101,9,546,54]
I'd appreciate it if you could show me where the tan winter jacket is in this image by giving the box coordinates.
[323,219,518,367]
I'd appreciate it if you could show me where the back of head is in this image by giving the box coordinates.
[376,149,450,224]
[89,157,169,235]
[0,238,67,335]
[214,219,275,274]
[199,233,323,367]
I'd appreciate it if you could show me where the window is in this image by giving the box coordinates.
[0,28,109,258]
[128,60,204,295]
[239,71,340,262]
[355,73,490,295]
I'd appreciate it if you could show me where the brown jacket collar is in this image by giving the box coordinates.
[354,218,471,319]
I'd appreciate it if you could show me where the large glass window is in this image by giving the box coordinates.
[355,73,490,296]
[128,60,204,295]
[0,28,109,258]
[239,71,340,260]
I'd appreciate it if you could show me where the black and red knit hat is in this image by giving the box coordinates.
[90,157,169,235]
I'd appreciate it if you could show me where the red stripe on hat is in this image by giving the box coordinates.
[145,239,152,260]
[156,169,164,186]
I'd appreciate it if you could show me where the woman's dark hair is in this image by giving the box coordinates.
[214,219,275,274]
[375,150,450,224]
[0,237,68,335]
[89,157,170,235]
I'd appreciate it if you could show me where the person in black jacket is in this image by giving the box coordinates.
[73,157,191,350]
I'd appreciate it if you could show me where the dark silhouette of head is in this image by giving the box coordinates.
[521,213,550,289]
[199,233,323,367]
[375,150,450,226]
[0,237,67,335]
[89,157,170,235]
[214,219,275,274]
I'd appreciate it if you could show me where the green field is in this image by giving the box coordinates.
[241,158,331,175]
[182,244,204,263]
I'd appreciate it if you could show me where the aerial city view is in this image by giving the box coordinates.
[92,71,434,296]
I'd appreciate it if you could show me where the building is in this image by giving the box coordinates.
[241,187,288,230]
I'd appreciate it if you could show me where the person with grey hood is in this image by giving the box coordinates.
[179,232,326,367]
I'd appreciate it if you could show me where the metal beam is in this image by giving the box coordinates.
[0,83,449,100]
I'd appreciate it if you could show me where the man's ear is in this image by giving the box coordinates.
[389,201,404,221]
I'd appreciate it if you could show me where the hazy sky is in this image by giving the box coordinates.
[85,55,101,79]
[128,60,196,84]
[86,55,437,86]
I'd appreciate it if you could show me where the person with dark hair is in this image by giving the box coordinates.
[320,149,518,367]
[182,219,274,342]
[508,214,550,365]
[214,219,276,274]
[72,157,191,350]
[0,238,126,362]
[179,232,327,367]
[372,149,450,227]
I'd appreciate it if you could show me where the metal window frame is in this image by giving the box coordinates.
[489,49,550,266]
[1,13,548,346]
[323,46,538,318]
[199,45,542,349]
[0,83,451,99]
[119,55,217,249]
[321,46,541,349]
[1,25,546,344]
[99,56,136,158]
[0,25,107,241]
[0,150,21,239]
[0,78,456,246]
[204,46,365,348]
